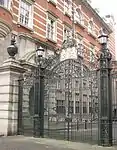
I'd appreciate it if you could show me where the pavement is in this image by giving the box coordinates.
[0,136,117,150]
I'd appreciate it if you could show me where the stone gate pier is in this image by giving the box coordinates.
[0,58,25,135]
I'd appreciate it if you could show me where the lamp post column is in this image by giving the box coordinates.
[98,30,112,146]
[34,46,45,137]
[39,67,44,137]
[34,66,40,137]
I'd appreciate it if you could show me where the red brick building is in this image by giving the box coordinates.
[0,0,116,136]
[0,0,116,64]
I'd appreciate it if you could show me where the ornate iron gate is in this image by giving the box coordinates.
[18,71,36,136]
[18,56,99,144]
[44,58,99,144]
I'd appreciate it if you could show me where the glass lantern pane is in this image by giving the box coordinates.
[99,36,107,44]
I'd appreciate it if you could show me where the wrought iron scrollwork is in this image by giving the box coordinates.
[19,49,99,143]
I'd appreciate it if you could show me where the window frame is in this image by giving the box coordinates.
[46,13,57,42]
[18,0,33,29]
[75,33,83,45]
[75,33,84,57]
[83,101,87,114]
[74,7,83,24]
[64,0,72,17]
[89,102,92,114]
[47,0,57,6]
[88,20,94,33]
[0,0,11,9]
[63,25,72,41]
[75,101,79,113]
[88,18,97,37]
[56,100,65,114]
[89,44,95,63]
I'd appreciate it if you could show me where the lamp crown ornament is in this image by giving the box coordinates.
[7,37,18,59]
[36,46,45,58]
[98,28,108,45]
[35,46,45,65]
[98,28,112,62]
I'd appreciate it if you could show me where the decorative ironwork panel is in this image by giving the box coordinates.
[44,59,99,143]
[18,55,99,144]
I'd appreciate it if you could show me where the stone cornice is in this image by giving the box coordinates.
[47,10,59,19]
[63,21,72,29]
[18,33,56,51]
[25,0,35,4]
[0,65,26,74]
[0,59,26,73]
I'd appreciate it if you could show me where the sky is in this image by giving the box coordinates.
[91,0,117,58]
[91,0,117,18]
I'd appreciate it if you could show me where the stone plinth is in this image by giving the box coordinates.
[0,58,25,135]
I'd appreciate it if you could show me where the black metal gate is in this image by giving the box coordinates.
[18,52,100,144]
[18,72,36,136]
[44,58,98,144]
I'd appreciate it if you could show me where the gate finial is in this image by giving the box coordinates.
[7,36,18,59]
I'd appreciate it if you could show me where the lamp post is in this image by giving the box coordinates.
[98,29,112,146]
[34,46,45,137]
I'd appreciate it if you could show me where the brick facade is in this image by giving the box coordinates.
[0,0,116,64]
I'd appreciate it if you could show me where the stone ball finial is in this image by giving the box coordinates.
[7,37,18,59]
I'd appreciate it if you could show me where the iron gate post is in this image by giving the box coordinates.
[34,66,40,137]
[98,30,112,146]
[34,46,45,137]
[39,67,44,137]
[34,65,44,137]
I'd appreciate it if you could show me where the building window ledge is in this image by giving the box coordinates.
[47,0,57,7]
[46,38,57,44]
[64,11,72,18]
[63,21,72,29]
[74,20,85,29]
[47,10,58,19]
[17,23,34,33]
[88,31,97,39]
